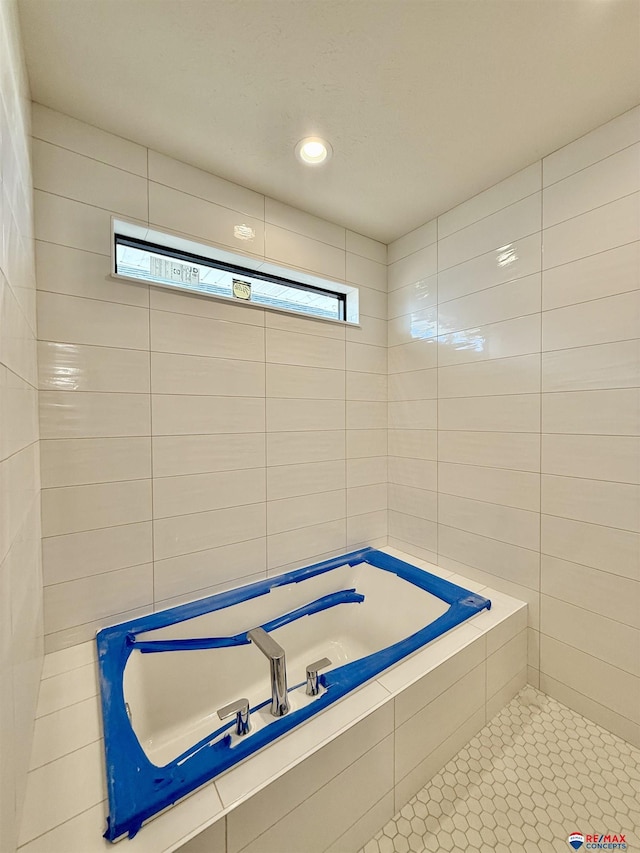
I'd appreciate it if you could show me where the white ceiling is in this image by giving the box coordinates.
[17,0,640,243]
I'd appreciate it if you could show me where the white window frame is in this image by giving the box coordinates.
[111,218,360,326]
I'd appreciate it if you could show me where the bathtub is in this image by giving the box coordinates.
[97,547,491,842]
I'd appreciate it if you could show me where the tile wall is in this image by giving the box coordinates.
[0,1,42,849]
[387,105,640,748]
[32,105,388,654]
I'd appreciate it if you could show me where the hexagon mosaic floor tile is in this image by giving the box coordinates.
[359,686,639,853]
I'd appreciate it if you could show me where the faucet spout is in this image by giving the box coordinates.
[247,626,290,717]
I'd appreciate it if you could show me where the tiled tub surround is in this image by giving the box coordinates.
[0,1,43,850]
[387,105,640,748]
[32,103,388,655]
[17,549,527,853]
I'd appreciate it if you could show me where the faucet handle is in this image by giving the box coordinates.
[305,657,332,696]
[217,697,252,736]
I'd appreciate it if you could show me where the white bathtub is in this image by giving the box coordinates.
[98,547,491,841]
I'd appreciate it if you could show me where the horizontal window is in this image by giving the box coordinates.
[112,222,358,324]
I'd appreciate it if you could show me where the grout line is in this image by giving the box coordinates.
[15,799,108,851]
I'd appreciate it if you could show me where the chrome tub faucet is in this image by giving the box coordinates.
[247,626,290,717]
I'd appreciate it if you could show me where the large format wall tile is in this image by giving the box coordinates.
[34,106,387,655]
[2,12,41,846]
[388,109,639,745]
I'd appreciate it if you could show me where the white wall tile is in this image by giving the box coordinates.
[388,512,437,554]
[39,391,150,438]
[37,291,149,350]
[387,244,437,291]
[347,483,387,516]
[345,252,386,290]
[437,314,541,368]
[388,368,437,402]
[388,399,436,430]
[542,473,639,532]
[266,398,344,432]
[543,192,639,270]
[44,563,153,634]
[438,273,540,334]
[267,489,345,535]
[438,194,541,271]
[153,468,265,518]
[33,139,148,221]
[265,223,344,279]
[267,430,344,466]
[266,363,344,399]
[438,232,541,304]
[347,429,387,459]
[150,286,265,326]
[346,370,387,401]
[438,163,541,239]
[154,503,266,561]
[266,327,344,369]
[541,554,640,629]
[387,219,437,264]
[38,341,150,393]
[149,181,265,256]
[154,537,266,602]
[438,462,540,512]
[439,394,540,432]
[42,479,152,536]
[148,149,263,217]
[541,433,639,484]
[151,352,264,397]
[543,290,640,353]
[265,197,345,248]
[541,595,639,677]
[35,190,112,255]
[267,460,346,500]
[543,143,640,228]
[541,514,639,581]
[153,395,265,435]
[151,309,264,361]
[346,341,387,374]
[542,241,639,312]
[348,400,388,429]
[40,437,151,487]
[388,429,436,461]
[388,457,437,491]
[346,230,387,263]
[42,521,152,584]
[388,276,437,319]
[542,389,639,435]
[439,354,540,399]
[267,519,346,571]
[439,493,540,551]
[395,664,485,782]
[32,103,148,176]
[388,484,436,521]
[36,240,149,307]
[388,339,437,373]
[543,105,640,186]
[153,434,265,478]
[438,525,540,591]
[542,340,640,392]
[265,309,344,339]
[539,635,639,725]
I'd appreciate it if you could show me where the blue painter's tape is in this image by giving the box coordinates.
[97,549,490,841]
[130,589,364,654]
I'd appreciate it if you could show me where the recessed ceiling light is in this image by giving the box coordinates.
[295,137,332,166]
